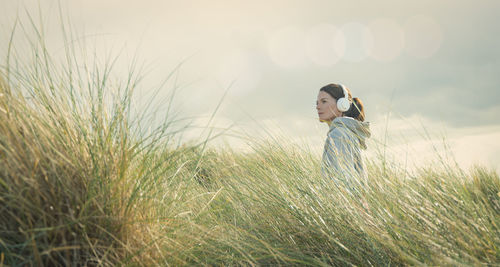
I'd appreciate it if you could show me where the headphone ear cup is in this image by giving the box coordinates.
[337,97,350,112]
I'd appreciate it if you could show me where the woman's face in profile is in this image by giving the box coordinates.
[316,91,342,123]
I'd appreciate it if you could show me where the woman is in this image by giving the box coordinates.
[316,83,371,190]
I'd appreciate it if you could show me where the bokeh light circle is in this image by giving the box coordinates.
[368,18,405,62]
[305,24,342,66]
[336,22,373,62]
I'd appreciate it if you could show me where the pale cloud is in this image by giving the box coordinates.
[187,112,500,173]
[367,114,500,172]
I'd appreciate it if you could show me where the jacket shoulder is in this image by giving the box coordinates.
[328,126,350,139]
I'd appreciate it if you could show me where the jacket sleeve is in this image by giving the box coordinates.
[323,131,354,169]
[322,129,360,188]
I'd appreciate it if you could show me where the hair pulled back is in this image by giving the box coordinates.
[319,83,365,122]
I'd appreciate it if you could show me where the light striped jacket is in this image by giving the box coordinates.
[322,117,371,192]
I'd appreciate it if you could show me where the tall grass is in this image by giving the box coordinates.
[1,12,499,266]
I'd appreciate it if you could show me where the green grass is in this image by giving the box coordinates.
[0,12,499,266]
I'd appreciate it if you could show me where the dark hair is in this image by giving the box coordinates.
[319,83,365,122]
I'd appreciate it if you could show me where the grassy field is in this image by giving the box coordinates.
[0,18,499,266]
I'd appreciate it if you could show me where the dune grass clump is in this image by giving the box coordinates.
[1,59,128,265]
[179,143,499,266]
[0,17,198,264]
[1,13,499,266]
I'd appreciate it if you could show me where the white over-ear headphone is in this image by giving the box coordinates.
[336,84,351,112]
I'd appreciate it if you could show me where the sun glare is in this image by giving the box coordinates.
[217,49,262,96]
[267,27,308,68]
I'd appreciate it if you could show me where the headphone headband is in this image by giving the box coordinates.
[341,84,351,99]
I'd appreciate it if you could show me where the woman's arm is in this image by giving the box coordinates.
[322,128,361,183]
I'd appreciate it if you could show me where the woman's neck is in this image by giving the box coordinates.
[328,115,343,126]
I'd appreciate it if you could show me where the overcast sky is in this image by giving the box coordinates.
[2,0,500,171]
